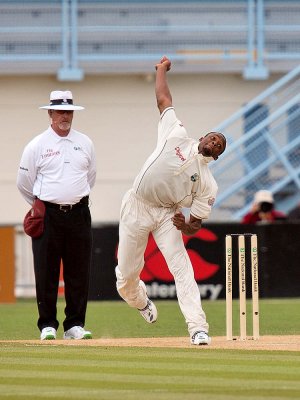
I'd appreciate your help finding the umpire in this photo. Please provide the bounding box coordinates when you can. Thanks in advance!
[17,90,97,340]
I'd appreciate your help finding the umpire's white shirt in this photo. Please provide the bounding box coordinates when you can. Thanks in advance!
[133,107,218,220]
[17,126,96,205]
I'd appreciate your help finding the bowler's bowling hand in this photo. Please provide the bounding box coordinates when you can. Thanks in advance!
[155,56,171,71]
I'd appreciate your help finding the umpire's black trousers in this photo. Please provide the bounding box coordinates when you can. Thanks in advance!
[32,199,92,332]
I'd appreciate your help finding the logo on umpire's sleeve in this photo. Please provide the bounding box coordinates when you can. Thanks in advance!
[191,173,199,182]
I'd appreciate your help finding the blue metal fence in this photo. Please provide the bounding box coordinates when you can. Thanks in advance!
[0,0,299,80]
[210,64,300,220]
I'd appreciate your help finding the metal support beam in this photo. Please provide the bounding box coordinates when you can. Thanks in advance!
[57,0,83,81]
[243,0,269,80]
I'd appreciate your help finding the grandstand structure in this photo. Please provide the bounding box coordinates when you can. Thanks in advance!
[1,0,300,79]
[1,0,300,221]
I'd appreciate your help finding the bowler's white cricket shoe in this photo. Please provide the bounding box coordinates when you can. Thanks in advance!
[190,331,211,345]
[138,281,158,323]
[40,327,56,340]
[138,299,158,323]
[63,326,92,340]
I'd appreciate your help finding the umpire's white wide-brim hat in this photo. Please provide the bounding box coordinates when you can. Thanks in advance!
[39,90,84,111]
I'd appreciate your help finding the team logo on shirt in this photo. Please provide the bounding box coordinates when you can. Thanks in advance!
[175,146,186,162]
[191,173,199,182]
[208,197,215,206]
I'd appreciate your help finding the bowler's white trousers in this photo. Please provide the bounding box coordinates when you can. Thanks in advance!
[115,189,209,337]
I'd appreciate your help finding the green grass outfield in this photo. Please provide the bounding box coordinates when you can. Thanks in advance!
[0,298,299,400]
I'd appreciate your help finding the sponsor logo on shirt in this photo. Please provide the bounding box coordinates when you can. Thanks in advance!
[41,149,60,159]
[175,146,186,162]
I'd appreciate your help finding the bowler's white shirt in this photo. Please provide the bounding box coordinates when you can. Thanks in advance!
[17,126,96,205]
[133,107,218,219]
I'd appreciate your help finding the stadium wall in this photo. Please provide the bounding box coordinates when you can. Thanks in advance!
[9,222,300,300]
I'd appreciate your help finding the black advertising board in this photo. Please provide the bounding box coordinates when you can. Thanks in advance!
[89,222,300,300]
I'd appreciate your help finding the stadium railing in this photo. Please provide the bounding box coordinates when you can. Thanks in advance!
[0,0,299,80]
[210,64,300,220]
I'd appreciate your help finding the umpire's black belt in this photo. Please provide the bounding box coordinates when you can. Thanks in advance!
[43,196,89,213]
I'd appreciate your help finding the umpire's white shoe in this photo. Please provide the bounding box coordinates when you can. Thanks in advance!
[191,331,211,345]
[40,327,56,340]
[138,281,158,323]
[63,326,92,340]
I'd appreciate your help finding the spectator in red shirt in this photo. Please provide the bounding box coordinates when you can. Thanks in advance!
[242,190,286,224]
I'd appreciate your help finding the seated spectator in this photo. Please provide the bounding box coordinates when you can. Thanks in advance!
[242,190,287,224]
[287,203,300,220]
